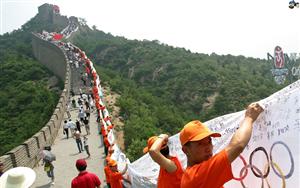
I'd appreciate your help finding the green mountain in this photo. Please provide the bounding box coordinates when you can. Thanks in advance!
[0,12,63,155]
[70,28,296,160]
[1,5,298,160]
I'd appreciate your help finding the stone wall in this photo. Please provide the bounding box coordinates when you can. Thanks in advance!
[32,33,68,80]
[0,34,71,172]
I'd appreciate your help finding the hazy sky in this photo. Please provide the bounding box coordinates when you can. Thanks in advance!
[0,0,299,59]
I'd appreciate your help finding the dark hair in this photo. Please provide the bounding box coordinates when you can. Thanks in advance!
[76,165,87,171]
[44,146,51,151]
[184,141,192,147]
[160,146,170,157]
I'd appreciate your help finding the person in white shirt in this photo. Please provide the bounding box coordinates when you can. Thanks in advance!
[63,120,69,139]
[68,119,76,135]
[83,136,90,158]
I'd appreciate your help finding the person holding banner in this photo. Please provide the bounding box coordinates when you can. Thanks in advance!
[104,157,112,188]
[144,134,184,188]
[108,159,129,188]
[180,102,263,188]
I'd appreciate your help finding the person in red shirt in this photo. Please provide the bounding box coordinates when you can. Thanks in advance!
[108,159,128,188]
[144,134,183,188]
[71,159,101,188]
[180,102,263,188]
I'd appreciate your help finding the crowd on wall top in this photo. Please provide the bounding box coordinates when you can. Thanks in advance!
[37,23,132,186]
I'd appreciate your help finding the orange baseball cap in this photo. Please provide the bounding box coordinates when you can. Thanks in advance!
[108,159,117,167]
[143,136,168,153]
[143,136,158,153]
[179,120,221,146]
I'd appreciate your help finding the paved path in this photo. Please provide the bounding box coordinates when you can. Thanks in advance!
[32,96,107,188]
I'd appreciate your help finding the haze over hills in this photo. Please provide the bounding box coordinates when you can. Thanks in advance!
[1,3,299,160]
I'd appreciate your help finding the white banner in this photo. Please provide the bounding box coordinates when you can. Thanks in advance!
[77,46,299,187]
[128,80,300,188]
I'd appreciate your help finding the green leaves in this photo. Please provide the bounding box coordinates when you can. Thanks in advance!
[71,27,291,161]
[0,59,59,155]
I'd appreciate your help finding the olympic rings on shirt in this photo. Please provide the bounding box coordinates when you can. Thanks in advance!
[233,155,248,181]
[270,141,294,179]
[249,147,270,178]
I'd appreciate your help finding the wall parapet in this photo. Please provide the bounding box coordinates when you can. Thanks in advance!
[0,33,71,171]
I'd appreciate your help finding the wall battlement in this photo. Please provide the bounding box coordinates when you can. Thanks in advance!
[0,33,71,172]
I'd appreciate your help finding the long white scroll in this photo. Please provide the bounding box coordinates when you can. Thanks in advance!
[128,80,300,188]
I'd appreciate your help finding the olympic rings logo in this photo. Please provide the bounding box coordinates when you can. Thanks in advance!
[232,141,294,188]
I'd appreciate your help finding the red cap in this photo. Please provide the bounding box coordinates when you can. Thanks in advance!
[76,159,87,168]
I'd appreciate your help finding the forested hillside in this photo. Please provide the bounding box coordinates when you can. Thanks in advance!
[0,15,63,155]
[0,12,292,160]
[71,29,289,160]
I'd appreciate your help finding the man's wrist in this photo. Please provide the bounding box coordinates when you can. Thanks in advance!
[244,116,255,123]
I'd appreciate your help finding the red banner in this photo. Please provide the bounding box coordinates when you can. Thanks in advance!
[52,33,63,40]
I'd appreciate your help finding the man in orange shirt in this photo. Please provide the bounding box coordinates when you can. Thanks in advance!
[144,134,183,188]
[103,135,110,156]
[108,159,128,188]
[180,102,263,188]
[104,157,112,188]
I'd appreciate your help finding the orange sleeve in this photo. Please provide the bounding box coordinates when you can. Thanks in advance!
[110,172,123,188]
[104,166,111,183]
[157,157,183,188]
[104,137,110,147]
[181,149,233,188]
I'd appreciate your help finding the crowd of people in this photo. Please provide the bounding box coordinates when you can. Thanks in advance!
[0,26,266,188]
[0,101,263,188]
[60,20,78,39]
[37,19,78,42]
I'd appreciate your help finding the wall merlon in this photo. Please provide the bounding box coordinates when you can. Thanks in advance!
[6,145,30,167]
[50,118,56,128]
[23,138,40,159]
[52,112,59,121]
[41,127,52,145]
[54,108,61,122]
[0,155,14,171]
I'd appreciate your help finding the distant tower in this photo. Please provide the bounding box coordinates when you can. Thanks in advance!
[37,3,68,31]
[38,3,56,22]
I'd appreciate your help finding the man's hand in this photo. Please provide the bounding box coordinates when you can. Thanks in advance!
[158,134,169,146]
[245,103,264,122]
[226,102,264,163]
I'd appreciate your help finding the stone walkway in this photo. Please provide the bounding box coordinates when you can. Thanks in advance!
[32,96,107,188]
